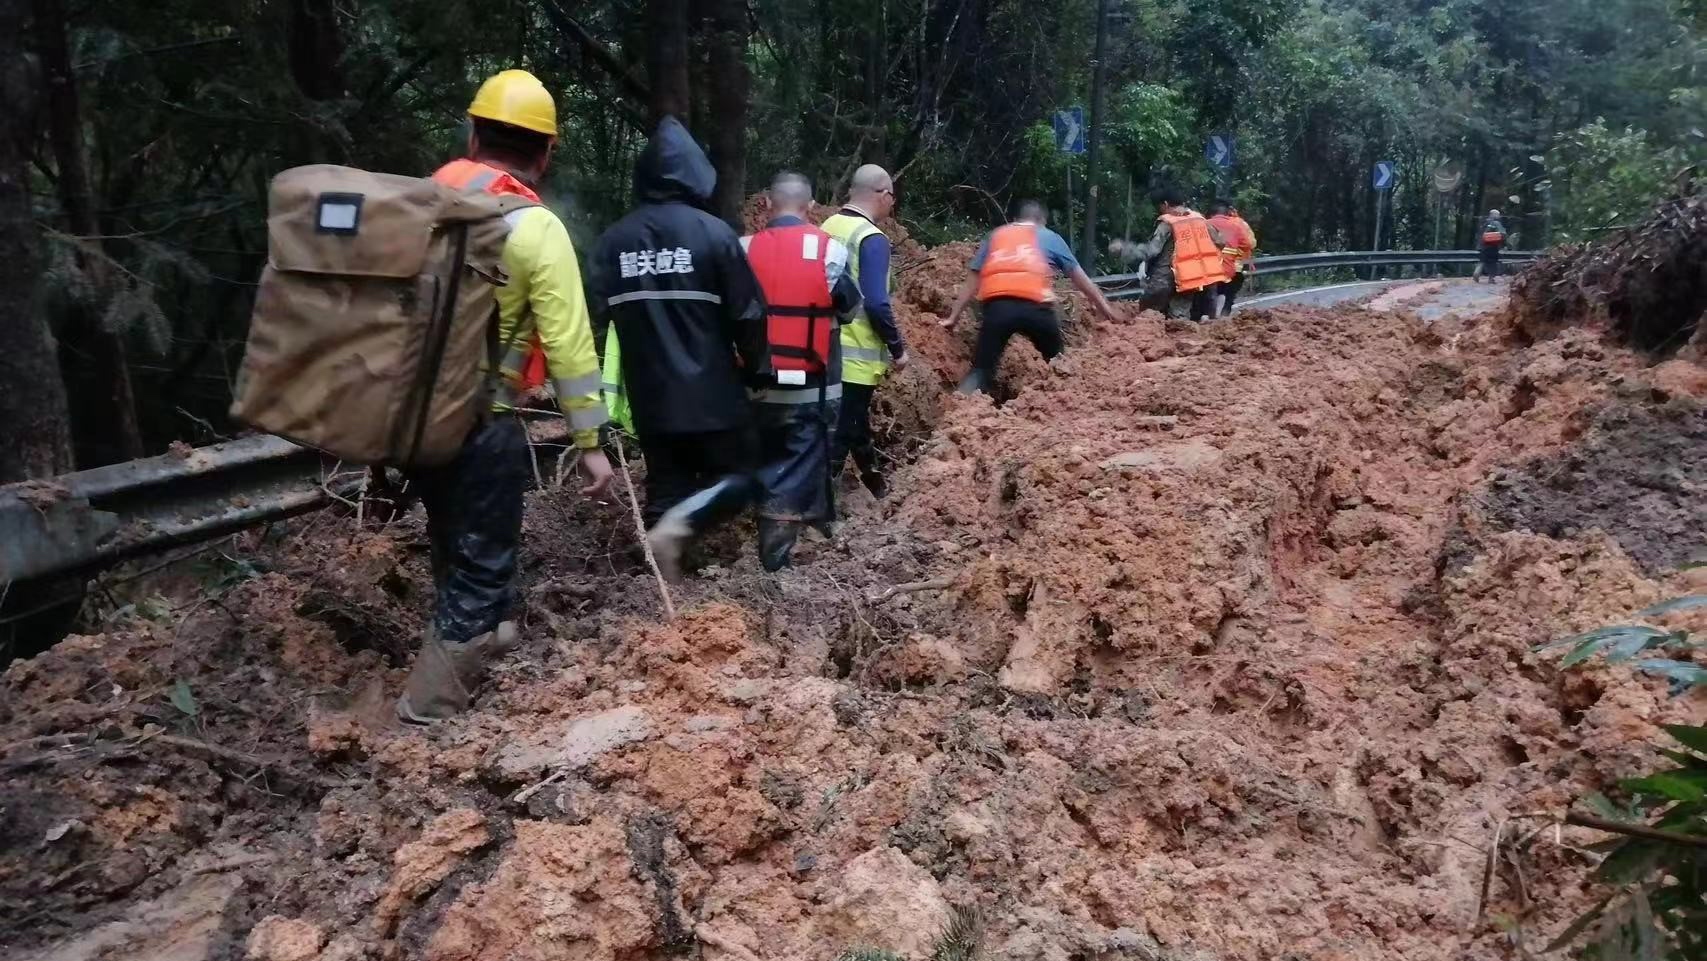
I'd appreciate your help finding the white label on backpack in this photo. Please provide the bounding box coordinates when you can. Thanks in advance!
[318,202,359,231]
[801,234,820,261]
[778,370,807,386]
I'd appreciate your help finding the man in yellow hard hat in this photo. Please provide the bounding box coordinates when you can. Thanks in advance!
[398,70,613,724]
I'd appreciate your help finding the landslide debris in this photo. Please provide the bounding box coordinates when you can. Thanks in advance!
[4,248,1707,961]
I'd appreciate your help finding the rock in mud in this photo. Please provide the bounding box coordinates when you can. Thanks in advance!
[809,846,953,959]
[13,873,242,961]
[494,705,653,778]
[245,916,326,961]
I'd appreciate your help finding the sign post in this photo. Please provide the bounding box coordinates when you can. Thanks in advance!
[1371,160,1396,279]
[1053,108,1086,249]
[1205,133,1235,198]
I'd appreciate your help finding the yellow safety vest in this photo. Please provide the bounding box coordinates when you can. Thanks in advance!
[821,211,894,387]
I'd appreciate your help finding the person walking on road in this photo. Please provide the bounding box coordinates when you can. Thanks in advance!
[399,70,614,724]
[741,172,864,569]
[821,165,909,502]
[1477,209,1507,283]
[1125,188,1230,321]
[940,199,1117,394]
[592,117,771,581]
[1207,201,1256,316]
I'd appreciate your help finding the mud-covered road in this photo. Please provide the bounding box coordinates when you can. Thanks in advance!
[4,234,1705,961]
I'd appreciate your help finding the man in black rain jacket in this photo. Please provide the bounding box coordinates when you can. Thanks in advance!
[592,117,771,579]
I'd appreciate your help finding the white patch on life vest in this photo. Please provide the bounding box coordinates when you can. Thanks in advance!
[801,233,820,261]
[777,369,807,386]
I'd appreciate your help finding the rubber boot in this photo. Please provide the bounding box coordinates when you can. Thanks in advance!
[862,470,888,500]
[759,518,801,572]
[396,621,518,724]
[956,369,990,395]
[646,476,756,583]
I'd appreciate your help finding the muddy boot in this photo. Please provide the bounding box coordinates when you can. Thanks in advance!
[759,518,801,572]
[645,513,691,583]
[395,622,517,725]
[862,471,888,500]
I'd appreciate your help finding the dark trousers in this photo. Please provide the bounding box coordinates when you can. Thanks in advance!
[1220,272,1247,314]
[831,382,885,498]
[960,297,1063,393]
[1480,245,1502,279]
[640,425,761,530]
[756,396,840,523]
[414,417,528,645]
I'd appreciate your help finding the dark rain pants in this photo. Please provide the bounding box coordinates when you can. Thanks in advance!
[414,417,528,645]
[958,297,1063,394]
[1480,244,1503,280]
[755,394,840,569]
[831,382,886,500]
[640,425,762,530]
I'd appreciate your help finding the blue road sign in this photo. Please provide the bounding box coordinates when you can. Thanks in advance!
[1205,134,1235,169]
[1373,160,1397,191]
[1053,108,1086,155]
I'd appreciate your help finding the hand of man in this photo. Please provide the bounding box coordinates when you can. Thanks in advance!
[577,448,615,498]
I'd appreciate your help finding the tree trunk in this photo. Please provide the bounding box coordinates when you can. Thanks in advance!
[288,0,347,102]
[706,0,750,228]
[647,0,691,123]
[0,0,73,483]
[34,0,145,465]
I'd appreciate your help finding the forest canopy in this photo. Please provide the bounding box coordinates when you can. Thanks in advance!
[1,0,1703,478]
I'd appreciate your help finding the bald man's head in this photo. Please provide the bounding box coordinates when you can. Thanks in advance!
[768,171,813,215]
[848,164,894,217]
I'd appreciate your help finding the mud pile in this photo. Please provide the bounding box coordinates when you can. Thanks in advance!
[1512,184,1707,354]
[4,274,1707,961]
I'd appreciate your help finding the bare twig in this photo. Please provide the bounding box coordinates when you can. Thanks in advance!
[512,768,570,806]
[1566,811,1707,849]
[613,435,676,621]
[146,732,350,793]
[869,577,955,603]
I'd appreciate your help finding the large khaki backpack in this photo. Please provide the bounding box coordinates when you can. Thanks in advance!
[231,165,532,467]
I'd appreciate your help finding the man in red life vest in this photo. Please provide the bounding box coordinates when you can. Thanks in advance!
[741,172,864,569]
[941,199,1118,394]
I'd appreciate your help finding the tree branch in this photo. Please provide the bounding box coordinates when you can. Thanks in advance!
[1566,811,1707,850]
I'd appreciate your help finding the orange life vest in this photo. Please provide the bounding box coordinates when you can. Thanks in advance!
[430,159,549,391]
[1208,213,1253,276]
[745,223,837,377]
[1162,213,1230,293]
[975,223,1053,303]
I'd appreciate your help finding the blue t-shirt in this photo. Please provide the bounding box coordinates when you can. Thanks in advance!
[968,223,1079,274]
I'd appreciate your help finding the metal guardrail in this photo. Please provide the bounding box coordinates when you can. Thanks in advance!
[1092,249,1542,299]
[1,249,1547,587]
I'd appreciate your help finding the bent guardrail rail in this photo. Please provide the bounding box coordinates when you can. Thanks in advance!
[1091,248,1542,299]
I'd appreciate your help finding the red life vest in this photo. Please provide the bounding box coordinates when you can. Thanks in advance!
[745,223,837,376]
[430,159,549,391]
[976,223,1053,303]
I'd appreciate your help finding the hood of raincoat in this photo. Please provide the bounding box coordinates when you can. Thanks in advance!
[634,116,716,205]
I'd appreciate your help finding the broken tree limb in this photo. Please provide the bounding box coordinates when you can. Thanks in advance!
[1566,811,1707,850]
[613,435,676,621]
[869,577,955,603]
[147,733,351,793]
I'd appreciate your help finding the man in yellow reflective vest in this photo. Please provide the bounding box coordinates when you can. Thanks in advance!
[821,165,909,502]
[399,69,613,724]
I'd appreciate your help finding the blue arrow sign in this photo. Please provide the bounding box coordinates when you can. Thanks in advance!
[1052,108,1086,155]
[1373,160,1396,191]
[1205,134,1235,169]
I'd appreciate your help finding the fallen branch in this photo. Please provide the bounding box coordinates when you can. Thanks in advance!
[1566,811,1707,850]
[869,577,955,603]
[512,768,570,806]
[147,733,350,793]
[614,435,676,621]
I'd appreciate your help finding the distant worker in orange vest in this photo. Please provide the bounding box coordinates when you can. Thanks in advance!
[1207,200,1257,316]
[741,171,864,569]
[1122,187,1230,321]
[941,199,1118,394]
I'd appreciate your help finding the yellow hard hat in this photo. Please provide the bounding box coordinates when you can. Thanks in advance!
[468,69,557,137]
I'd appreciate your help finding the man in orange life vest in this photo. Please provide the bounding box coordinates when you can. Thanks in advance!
[941,199,1118,394]
[1207,200,1257,316]
[1128,187,1230,321]
[741,172,864,570]
[399,69,613,723]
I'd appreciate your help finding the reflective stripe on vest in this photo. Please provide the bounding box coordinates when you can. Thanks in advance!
[746,224,837,375]
[751,382,845,405]
[1161,213,1229,293]
[976,223,1052,303]
[821,211,892,387]
[430,158,550,395]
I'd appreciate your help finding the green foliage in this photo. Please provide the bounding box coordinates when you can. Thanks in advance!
[1541,597,1707,958]
[1547,121,1707,241]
